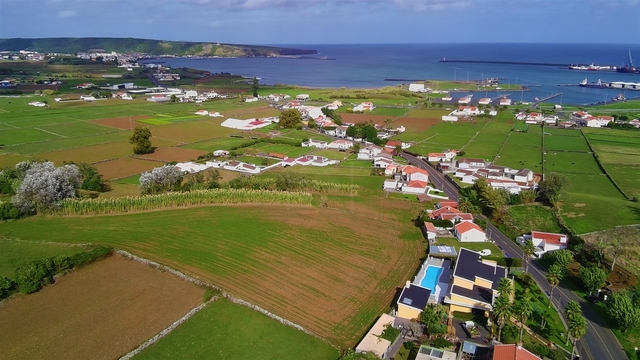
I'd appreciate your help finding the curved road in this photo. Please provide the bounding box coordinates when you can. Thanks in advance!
[401,152,627,360]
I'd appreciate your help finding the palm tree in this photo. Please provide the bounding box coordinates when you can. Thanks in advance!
[564,301,583,345]
[568,312,587,359]
[546,264,563,308]
[515,291,533,343]
[493,294,512,342]
[498,278,513,299]
[523,239,535,272]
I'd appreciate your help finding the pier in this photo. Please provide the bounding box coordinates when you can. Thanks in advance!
[532,92,562,106]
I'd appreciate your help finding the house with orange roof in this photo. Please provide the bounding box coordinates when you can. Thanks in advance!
[423,222,437,241]
[492,344,540,360]
[436,200,458,209]
[454,222,486,242]
[478,98,492,105]
[401,165,429,183]
[440,212,474,223]
[402,180,429,195]
[525,231,568,255]
[586,115,613,128]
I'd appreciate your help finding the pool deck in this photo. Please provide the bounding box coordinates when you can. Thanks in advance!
[412,256,452,304]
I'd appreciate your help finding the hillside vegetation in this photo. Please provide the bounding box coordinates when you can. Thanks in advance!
[0,37,317,57]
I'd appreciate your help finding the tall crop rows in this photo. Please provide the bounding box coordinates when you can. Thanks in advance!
[56,189,312,216]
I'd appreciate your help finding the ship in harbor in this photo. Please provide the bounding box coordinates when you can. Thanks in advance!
[569,63,614,71]
[617,49,640,74]
[580,78,640,90]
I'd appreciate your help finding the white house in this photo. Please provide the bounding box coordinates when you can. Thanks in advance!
[28,101,47,107]
[513,168,533,183]
[401,165,429,183]
[457,158,486,169]
[195,109,209,116]
[176,162,209,173]
[423,222,437,241]
[586,116,613,128]
[296,94,310,101]
[530,231,568,254]
[402,180,429,195]
[452,106,480,116]
[80,95,96,101]
[358,145,384,160]
[383,178,399,191]
[244,97,259,103]
[209,112,224,117]
[442,115,458,122]
[301,139,329,149]
[327,139,354,150]
[454,222,486,242]
[478,98,492,105]
[526,112,543,123]
[499,98,512,106]
[354,313,397,359]
[458,95,473,104]
[353,102,375,112]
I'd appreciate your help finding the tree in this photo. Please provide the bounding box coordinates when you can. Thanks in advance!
[383,118,393,130]
[579,266,608,293]
[498,278,513,298]
[546,264,563,308]
[493,292,512,342]
[522,239,535,272]
[544,249,573,270]
[77,163,109,192]
[351,142,361,154]
[129,127,153,155]
[139,165,184,195]
[251,77,259,97]
[565,302,587,359]
[607,291,640,332]
[278,109,302,129]
[514,291,533,342]
[607,227,633,271]
[420,303,447,336]
[170,94,177,103]
[339,349,380,360]
[538,172,568,206]
[394,144,403,156]
[518,190,537,204]
[11,161,81,214]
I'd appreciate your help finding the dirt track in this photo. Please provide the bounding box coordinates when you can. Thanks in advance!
[0,254,204,360]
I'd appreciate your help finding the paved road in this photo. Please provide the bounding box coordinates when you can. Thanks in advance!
[401,153,628,360]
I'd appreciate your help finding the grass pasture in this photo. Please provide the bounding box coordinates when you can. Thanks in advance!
[543,152,602,174]
[37,122,116,138]
[495,127,542,170]
[0,203,425,346]
[543,133,590,152]
[183,136,253,152]
[0,239,90,280]
[36,141,134,165]
[0,128,63,146]
[398,120,488,155]
[147,121,237,144]
[137,147,208,162]
[462,116,513,160]
[136,297,339,360]
[5,131,130,155]
[0,255,204,360]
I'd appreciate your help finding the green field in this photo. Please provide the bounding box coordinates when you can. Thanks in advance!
[0,239,91,280]
[184,136,253,152]
[584,129,640,196]
[500,205,563,239]
[495,127,542,170]
[543,134,591,152]
[462,115,514,160]
[399,119,489,155]
[136,298,339,360]
[0,201,424,346]
[370,107,409,116]
[544,152,602,174]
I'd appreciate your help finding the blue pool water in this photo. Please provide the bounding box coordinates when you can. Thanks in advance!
[420,266,443,290]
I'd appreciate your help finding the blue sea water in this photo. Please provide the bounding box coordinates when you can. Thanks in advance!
[146,43,640,105]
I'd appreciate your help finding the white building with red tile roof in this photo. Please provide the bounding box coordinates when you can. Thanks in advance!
[402,180,429,194]
[454,222,486,242]
[423,222,437,241]
[353,102,375,112]
[530,231,568,254]
[492,344,540,360]
[327,139,354,150]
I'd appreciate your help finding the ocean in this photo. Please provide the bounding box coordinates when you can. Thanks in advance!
[143,43,640,106]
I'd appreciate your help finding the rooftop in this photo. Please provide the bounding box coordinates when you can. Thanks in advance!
[398,283,431,311]
[492,344,540,360]
[453,248,507,289]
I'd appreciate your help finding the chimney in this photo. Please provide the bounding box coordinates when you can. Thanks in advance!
[406,281,411,288]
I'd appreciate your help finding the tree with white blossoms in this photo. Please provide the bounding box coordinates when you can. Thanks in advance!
[12,161,81,214]
[139,165,184,195]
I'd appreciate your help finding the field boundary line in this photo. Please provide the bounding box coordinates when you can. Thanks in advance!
[34,127,68,138]
[119,296,218,360]
[492,129,512,164]
[580,129,631,200]
[115,250,328,343]
[0,237,91,247]
[459,117,493,151]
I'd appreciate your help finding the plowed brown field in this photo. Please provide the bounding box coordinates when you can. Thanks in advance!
[91,116,150,129]
[0,255,203,360]
[95,157,162,179]
[340,113,399,124]
[393,117,439,132]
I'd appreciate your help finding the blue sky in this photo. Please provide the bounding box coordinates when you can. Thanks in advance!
[1,0,639,44]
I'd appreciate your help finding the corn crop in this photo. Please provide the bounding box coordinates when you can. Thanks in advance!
[56,189,313,216]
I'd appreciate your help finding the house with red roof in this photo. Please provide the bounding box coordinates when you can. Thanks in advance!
[401,165,429,183]
[402,180,429,195]
[492,344,540,360]
[586,115,613,128]
[457,158,487,169]
[454,222,486,242]
[436,200,458,209]
[529,231,568,255]
[423,222,437,241]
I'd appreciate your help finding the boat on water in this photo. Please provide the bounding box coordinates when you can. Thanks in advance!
[579,78,606,88]
[569,63,615,71]
[617,49,640,74]
[612,93,626,102]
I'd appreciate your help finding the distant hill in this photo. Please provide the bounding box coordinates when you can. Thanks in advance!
[0,37,317,57]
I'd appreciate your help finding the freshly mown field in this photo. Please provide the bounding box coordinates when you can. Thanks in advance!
[0,202,425,347]
[397,119,489,155]
[94,157,163,179]
[0,255,204,360]
[495,126,542,170]
[462,114,514,160]
[136,297,339,360]
[585,128,640,196]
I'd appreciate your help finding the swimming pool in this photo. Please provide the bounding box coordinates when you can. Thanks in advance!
[420,265,443,290]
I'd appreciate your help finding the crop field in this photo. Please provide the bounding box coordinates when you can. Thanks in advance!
[495,127,542,170]
[5,131,131,155]
[405,109,449,119]
[36,141,135,165]
[462,116,513,160]
[584,129,640,195]
[94,157,163,179]
[397,119,488,155]
[0,239,91,279]
[392,117,439,132]
[136,297,339,360]
[0,203,425,346]
[340,113,398,125]
[370,107,409,116]
[137,147,208,162]
[146,121,237,144]
[183,136,253,152]
[543,133,591,152]
[0,128,63,145]
[241,143,310,158]
[0,255,204,360]
[543,128,582,137]
[91,115,151,129]
[543,152,602,174]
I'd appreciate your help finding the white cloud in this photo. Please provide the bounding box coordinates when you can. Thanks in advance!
[57,10,77,18]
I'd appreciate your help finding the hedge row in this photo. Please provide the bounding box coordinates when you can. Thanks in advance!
[0,246,112,300]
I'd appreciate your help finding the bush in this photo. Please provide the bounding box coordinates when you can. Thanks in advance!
[53,255,72,272]
[70,246,112,268]
[0,202,20,220]
[501,323,519,344]
[430,337,452,349]
[0,276,14,299]
[14,258,55,294]
[547,348,567,360]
